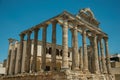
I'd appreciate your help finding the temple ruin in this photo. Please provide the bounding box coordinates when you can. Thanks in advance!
[3,8,115,80]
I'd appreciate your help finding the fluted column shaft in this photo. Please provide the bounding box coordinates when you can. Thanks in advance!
[7,50,12,75]
[99,38,107,73]
[104,37,111,74]
[97,39,102,73]
[41,25,47,70]
[79,47,83,71]
[51,21,57,71]
[62,20,69,69]
[32,28,39,72]
[12,48,17,74]
[72,27,79,70]
[93,34,100,74]
[25,31,32,73]
[82,28,89,73]
[9,46,14,75]
[71,29,75,70]
[88,37,94,73]
[12,50,15,75]
[18,34,25,73]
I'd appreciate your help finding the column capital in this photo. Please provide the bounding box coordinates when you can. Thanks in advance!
[81,27,86,31]
[34,28,40,32]
[42,24,48,28]
[70,26,78,33]
[69,28,73,32]
[19,33,25,37]
[52,20,58,24]
[91,31,97,37]
[27,31,32,35]
[103,37,108,41]
[74,26,78,30]
[62,14,69,20]
[88,36,94,40]
[97,35,103,41]
[81,28,87,37]
[8,38,16,44]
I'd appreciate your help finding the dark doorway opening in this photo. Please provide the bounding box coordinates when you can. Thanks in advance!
[45,66,50,71]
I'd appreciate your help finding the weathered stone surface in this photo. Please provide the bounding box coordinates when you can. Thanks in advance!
[1,71,115,80]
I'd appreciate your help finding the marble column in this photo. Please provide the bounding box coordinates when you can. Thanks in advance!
[32,28,39,72]
[82,28,89,73]
[71,29,75,70]
[9,46,14,75]
[103,37,111,74]
[41,25,48,70]
[72,26,79,70]
[79,47,83,71]
[51,21,57,71]
[12,48,17,74]
[99,37,107,74]
[88,37,94,73]
[97,39,102,73]
[18,33,25,73]
[25,31,32,73]
[7,50,12,75]
[87,46,92,73]
[11,48,16,75]
[93,33,100,74]
[62,19,69,70]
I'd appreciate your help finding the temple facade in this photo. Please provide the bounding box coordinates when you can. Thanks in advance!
[3,8,115,80]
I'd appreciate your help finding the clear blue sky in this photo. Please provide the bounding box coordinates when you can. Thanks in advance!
[0,0,120,62]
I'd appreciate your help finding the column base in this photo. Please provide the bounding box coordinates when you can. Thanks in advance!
[60,68,71,75]
[61,67,69,71]
[102,71,107,74]
[83,69,90,74]
[94,70,100,74]
[72,67,80,71]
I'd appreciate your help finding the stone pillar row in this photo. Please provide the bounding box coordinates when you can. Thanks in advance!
[98,36,107,74]
[6,19,111,75]
[89,35,111,74]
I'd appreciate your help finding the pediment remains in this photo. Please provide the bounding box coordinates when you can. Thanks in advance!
[76,8,100,28]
